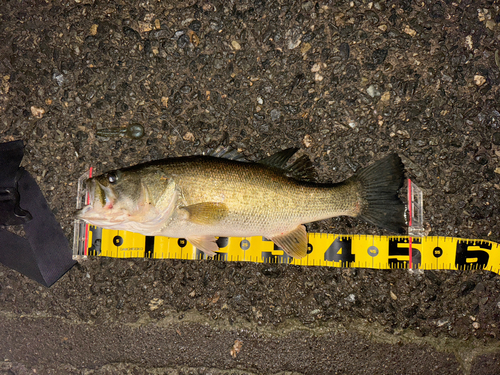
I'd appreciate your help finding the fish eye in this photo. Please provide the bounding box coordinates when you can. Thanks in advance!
[107,172,118,184]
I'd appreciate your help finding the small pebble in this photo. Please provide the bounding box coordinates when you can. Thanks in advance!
[465,35,473,50]
[177,33,190,48]
[437,319,449,327]
[30,106,45,118]
[230,340,243,358]
[365,10,379,25]
[403,25,417,37]
[390,291,397,300]
[138,21,152,33]
[475,153,488,165]
[231,40,241,50]
[367,84,381,97]
[474,74,486,86]
[253,112,265,120]
[339,42,350,60]
[270,109,281,121]
[371,48,388,65]
[301,42,311,54]
[486,20,495,30]
[492,132,500,145]
[473,322,480,329]
[380,91,391,102]
[148,298,164,311]
[286,29,302,49]
[189,20,201,32]
[189,31,199,47]
[180,85,192,94]
[53,72,64,86]
[477,9,486,22]
[303,134,312,147]
[373,1,385,11]
[441,74,453,82]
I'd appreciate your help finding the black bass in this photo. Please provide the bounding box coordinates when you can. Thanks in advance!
[77,148,406,258]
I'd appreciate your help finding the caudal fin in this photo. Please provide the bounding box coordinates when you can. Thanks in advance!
[350,154,406,234]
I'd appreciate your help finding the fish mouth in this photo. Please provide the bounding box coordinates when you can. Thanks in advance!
[76,179,97,220]
[76,204,93,220]
[76,179,106,220]
[76,178,128,228]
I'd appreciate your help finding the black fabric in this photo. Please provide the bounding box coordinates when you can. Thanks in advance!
[0,140,76,287]
[0,140,32,225]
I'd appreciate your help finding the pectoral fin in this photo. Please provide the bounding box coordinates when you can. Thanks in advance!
[180,202,228,225]
[188,235,219,256]
[268,225,308,259]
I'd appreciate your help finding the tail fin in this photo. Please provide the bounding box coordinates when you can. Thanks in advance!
[350,154,406,234]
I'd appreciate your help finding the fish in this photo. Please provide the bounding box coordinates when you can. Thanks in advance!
[77,147,406,258]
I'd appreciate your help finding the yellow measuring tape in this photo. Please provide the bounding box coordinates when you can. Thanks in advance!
[79,226,500,275]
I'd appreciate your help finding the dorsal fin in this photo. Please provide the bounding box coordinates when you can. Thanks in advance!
[258,148,299,169]
[285,154,317,182]
[259,148,317,182]
[204,146,248,162]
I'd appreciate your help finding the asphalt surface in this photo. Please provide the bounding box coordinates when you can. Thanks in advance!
[1,0,500,374]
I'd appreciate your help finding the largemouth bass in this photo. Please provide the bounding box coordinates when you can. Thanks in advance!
[78,148,406,258]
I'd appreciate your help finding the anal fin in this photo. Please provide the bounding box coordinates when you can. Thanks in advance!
[188,235,219,257]
[268,225,308,259]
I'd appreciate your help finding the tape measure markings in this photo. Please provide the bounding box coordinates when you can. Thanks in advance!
[79,226,500,275]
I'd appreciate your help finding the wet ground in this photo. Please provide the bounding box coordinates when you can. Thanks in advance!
[1,0,500,374]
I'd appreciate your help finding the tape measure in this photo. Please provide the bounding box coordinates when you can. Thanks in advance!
[72,226,500,275]
[73,171,500,275]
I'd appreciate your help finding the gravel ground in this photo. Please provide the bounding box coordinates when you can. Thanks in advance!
[1,0,500,374]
